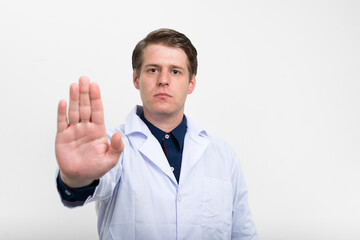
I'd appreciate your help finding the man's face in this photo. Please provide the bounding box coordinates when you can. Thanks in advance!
[133,44,196,120]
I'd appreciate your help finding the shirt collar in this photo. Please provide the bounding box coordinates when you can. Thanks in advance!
[140,112,187,151]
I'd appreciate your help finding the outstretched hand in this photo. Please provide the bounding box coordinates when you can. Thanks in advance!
[55,76,124,188]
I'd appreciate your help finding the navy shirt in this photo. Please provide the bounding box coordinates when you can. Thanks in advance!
[57,114,187,204]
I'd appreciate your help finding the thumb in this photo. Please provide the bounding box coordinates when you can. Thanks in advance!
[107,132,124,161]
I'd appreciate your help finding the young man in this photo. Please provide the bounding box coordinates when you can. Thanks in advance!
[56,28,259,240]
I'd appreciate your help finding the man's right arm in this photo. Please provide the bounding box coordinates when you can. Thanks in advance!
[55,76,124,198]
[56,172,98,207]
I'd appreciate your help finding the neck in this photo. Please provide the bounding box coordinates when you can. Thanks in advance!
[143,109,184,133]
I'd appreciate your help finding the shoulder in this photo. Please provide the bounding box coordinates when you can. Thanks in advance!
[207,134,231,148]
[106,124,126,141]
[207,134,238,160]
[186,116,237,156]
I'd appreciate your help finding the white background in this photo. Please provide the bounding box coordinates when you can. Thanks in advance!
[0,0,359,239]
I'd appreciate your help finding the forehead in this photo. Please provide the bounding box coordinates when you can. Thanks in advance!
[142,44,188,69]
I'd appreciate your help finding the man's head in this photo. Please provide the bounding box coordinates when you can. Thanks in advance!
[132,28,198,80]
[132,29,197,123]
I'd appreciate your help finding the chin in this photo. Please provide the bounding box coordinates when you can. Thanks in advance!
[153,108,174,116]
[144,100,183,117]
[149,105,178,116]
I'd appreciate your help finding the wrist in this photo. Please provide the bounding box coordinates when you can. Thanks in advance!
[59,172,96,188]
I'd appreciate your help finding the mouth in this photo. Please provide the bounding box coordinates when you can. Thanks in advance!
[154,93,171,98]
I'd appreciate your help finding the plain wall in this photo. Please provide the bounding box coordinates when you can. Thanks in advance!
[0,0,359,239]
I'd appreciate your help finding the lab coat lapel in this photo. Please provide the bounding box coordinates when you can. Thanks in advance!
[125,106,178,184]
[138,136,178,184]
[180,118,210,184]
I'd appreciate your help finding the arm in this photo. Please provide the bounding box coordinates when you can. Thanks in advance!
[231,155,259,240]
[56,172,99,207]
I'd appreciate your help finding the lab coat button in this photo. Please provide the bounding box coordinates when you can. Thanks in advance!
[178,195,182,202]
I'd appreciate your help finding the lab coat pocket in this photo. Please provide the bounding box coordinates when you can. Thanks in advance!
[201,176,233,233]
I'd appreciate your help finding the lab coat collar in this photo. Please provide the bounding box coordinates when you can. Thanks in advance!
[123,105,150,136]
[124,106,177,183]
[124,105,210,185]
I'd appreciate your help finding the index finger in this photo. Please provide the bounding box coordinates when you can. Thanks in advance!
[89,82,104,124]
[57,100,68,132]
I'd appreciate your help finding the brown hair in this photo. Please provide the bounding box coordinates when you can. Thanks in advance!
[132,28,198,80]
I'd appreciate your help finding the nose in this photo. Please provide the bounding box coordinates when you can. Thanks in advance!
[157,71,170,86]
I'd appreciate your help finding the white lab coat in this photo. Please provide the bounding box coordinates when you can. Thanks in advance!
[85,106,259,240]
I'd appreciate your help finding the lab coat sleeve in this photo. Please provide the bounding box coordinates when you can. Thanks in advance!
[230,149,260,240]
[83,127,125,204]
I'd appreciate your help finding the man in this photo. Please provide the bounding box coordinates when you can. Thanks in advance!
[56,28,259,240]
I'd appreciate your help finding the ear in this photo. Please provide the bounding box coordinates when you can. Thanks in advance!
[187,74,196,94]
[133,70,140,90]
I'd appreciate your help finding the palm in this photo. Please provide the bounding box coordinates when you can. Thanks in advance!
[56,123,109,178]
[55,76,123,187]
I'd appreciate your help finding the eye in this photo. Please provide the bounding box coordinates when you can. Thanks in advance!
[150,68,157,73]
[172,70,179,75]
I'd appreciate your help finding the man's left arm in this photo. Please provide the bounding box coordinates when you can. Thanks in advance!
[230,153,260,240]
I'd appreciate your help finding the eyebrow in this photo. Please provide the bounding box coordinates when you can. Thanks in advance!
[144,64,160,69]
